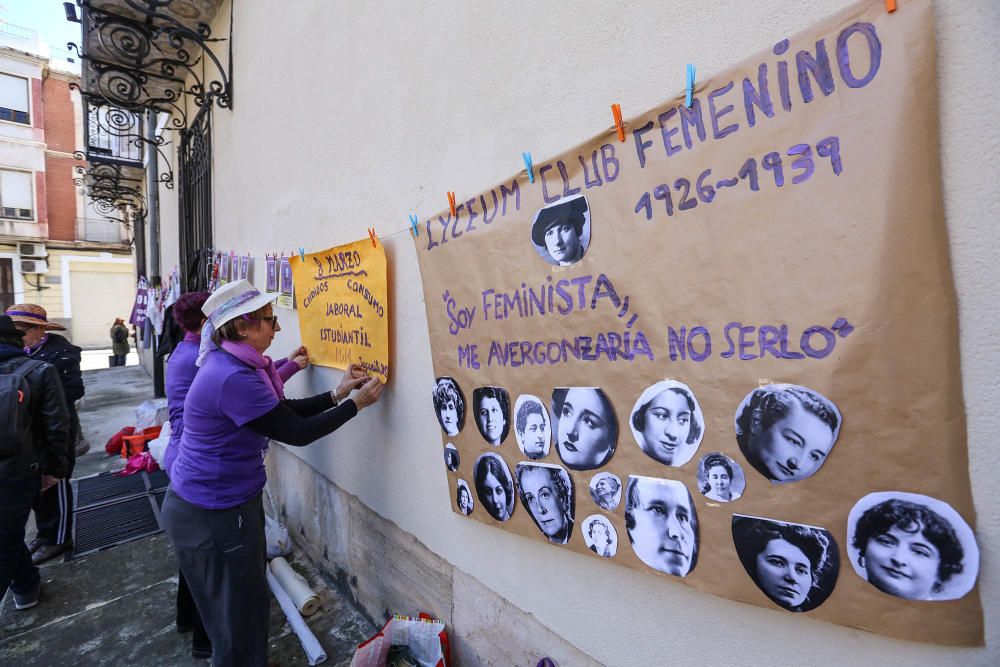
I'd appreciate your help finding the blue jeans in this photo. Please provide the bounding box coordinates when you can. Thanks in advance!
[0,475,42,598]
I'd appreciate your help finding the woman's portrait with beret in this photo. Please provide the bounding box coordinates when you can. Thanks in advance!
[631,380,705,468]
[530,194,591,266]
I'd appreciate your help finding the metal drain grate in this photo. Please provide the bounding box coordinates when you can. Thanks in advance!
[74,472,148,509]
[70,495,162,559]
[153,489,166,509]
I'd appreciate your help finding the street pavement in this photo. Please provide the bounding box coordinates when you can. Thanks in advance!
[0,364,375,666]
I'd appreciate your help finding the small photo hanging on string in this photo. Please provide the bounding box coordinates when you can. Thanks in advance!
[219,251,231,285]
[239,253,251,281]
[265,254,278,293]
[277,255,295,309]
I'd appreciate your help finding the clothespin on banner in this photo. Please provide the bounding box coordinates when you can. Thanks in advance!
[611,104,625,142]
[885,0,896,12]
[685,64,696,108]
[298,247,305,261]
[521,152,534,183]
[408,213,419,237]
[368,227,378,247]
[447,191,457,217]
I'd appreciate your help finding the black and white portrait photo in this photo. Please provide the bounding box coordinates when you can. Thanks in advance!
[589,472,622,511]
[472,386,511,446]
[456,479,473,516]
[514,394,551,460]
[630,380,705,468]
[515,462,574,544]
[847,491,979,602]
[551,387,618,471]
[582,515,618,558]
[625,476,698,578]
[732,515,839,613]
[473,453,515,522]
[734,384,842,484]
[432,377,465,437]
[443,444,460,472]
[530,194,591,267]
[696,452,746,503]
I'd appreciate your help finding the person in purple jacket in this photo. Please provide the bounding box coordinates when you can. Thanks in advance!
[161,280,383,667]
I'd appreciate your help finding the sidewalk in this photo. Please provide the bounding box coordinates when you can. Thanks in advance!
[1,365,375,665]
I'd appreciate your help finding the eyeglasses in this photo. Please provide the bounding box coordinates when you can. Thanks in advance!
[247,315,279,327]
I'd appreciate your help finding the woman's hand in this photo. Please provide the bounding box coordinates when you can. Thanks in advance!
[352,376,384,410]
[288,345,309,369]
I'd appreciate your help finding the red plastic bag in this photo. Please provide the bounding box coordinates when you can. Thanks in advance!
[351,613,449,667]
[104,426,136,455]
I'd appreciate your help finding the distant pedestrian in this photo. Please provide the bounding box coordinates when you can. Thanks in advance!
[6,304,84,565]
[110,318,130,366]
[0,315,71,610]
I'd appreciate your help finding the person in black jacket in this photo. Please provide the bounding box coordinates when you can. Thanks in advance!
[0,315,70,610]
[5,304,84,564]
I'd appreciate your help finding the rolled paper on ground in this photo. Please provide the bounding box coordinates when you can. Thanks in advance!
[270,556,322,616]
[266,569,327,666]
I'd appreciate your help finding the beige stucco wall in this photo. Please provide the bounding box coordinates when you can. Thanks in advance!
[159,0,999,663]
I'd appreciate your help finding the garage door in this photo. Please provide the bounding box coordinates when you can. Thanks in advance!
[69,265,136,348]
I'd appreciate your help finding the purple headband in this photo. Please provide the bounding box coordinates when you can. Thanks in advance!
[206,289,263,327]
[6,310,48,322]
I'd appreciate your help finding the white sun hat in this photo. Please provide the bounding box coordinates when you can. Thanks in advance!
[197,279,275,365]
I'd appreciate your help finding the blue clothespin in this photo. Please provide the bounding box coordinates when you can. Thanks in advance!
[521,152,534,183]
[298,247,305,261]
[685,63,696,108]
[408,213,419,237]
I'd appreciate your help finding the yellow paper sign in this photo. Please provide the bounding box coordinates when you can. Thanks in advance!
[290,240,389,382]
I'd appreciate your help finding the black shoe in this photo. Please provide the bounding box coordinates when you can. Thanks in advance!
[13,580,41,610]
[32,542,71,565]
[191,644,212,660]
[27,538,44,555]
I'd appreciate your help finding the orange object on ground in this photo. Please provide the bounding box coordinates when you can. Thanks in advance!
[120,425,162,459]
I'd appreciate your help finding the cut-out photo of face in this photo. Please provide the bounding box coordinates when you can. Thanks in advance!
[631,380,705,468]
[551,387,618,471]
[456,479,473,516]
[696,452,746,503]
[514,394,551,460]
[530,194,591,267]
[732,515,839,613]
[443,444,460,472]
[239,255,250,281]
[515,462,574,544]
[432,377,465,437]
[474,453,515,522]
[219,252,231,282]
[734,384,842,484]
[472,387,510,446]
[583,515,618,558]
[847,491,979,602]
[589,472,622,511]
[625,476,698,578]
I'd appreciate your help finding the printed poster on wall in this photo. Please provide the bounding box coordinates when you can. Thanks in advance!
[411,0,982,646]
[290,239,390,383]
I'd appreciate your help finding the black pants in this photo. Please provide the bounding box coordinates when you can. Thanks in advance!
[161,489,269,667]
[0,475,42,599]
[113,354,127,366]
[34,428,75,546]
[176,568,211,651]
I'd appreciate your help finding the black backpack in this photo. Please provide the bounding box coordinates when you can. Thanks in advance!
[0,359,44,459]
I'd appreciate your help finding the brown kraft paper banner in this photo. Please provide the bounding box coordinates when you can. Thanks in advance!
[412,0,982,645]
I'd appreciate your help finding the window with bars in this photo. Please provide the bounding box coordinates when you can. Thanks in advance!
[0,73,30,125]
[0,169,34,220]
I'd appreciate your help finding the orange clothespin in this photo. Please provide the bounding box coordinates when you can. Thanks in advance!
[447,191,457,217]
[886,0,896,12]
[368,227,378,247]
[611,104,625,142]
